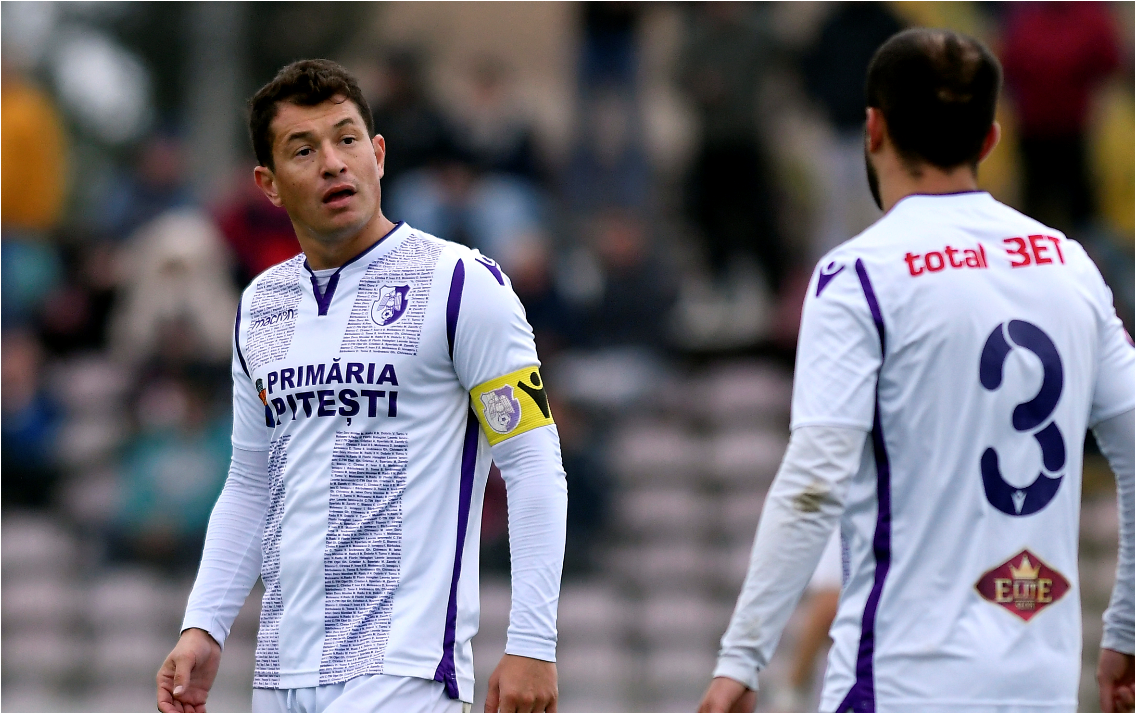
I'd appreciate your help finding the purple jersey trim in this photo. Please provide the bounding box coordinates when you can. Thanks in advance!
[433,409,479,699]
[234,301,250,378]
[302,221,405,316]
[446,259,465,360]
[837,259,891,713]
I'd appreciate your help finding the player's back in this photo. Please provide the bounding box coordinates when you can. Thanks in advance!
[798,192,1131,712]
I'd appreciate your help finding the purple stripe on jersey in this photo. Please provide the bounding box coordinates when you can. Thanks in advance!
[446,259,465,359]
[309,272,341,317]
[433,409,479,699]
[838,260,892,713]
[234,302,250,377]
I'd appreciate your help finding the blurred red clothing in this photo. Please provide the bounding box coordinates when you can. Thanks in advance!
[1001,2,1121,139]
[215,184,301,280]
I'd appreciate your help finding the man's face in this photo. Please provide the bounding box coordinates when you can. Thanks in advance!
[256,97,385,243]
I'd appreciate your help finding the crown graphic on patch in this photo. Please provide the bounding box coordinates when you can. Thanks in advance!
[1009,555,1041,581]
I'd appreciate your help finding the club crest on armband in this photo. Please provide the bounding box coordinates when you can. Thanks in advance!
[370,285,411,327]
[480,384,521,434]
[974,549,1069,622]
[255,378,268,406]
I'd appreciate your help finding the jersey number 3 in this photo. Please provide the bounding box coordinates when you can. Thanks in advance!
[978,320,1066,516]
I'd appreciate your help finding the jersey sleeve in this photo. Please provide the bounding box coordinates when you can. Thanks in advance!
[232,295,271,452]
[790,258,882,431]
[1090,275,1135,427]
[449,251,553,445]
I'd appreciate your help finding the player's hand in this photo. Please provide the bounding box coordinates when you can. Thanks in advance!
[156,628,222,713]
[697,676,757,713]
[484,653,557,713]
[1099,648,1135,713]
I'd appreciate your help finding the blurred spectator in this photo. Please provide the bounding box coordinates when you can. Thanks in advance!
[216,171,301,285]
[578,209,676,350]
[2,331,62,508]
[801,2,902,256]
[111,373,230,571]
[448,56,543,183]
[388,165,547,268]
[99,132,195,241]
[579,2,642,94]
[678,2,785,292]
[368,48,453,186]
[1001,2,1122,231]
[2,60,69,327]
[508,237,581,355]
[555,398,609,574]
[108,208,239,366]
[562,87,652,213]
[1,60,68,234]
[37,241,119,355]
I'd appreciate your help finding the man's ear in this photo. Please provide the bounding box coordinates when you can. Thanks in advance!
[978,122,1001,164]
[865,107,886,153]
[254,165,284,208]
[372,134,386,180]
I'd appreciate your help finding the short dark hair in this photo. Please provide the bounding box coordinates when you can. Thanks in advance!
[248,59,374,169]
[866,28,1001,170]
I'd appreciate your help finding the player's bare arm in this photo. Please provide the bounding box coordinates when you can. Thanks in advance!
[156,628,221,713]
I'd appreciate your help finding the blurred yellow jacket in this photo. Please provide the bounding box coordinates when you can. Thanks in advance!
[1,78,68,233]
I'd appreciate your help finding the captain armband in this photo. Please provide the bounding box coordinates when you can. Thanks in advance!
[470,366,554,445]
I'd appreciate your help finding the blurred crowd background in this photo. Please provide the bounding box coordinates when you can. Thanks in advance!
[2,3,1135,712]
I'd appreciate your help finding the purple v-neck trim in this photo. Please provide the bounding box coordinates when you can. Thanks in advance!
[301,221,405,316]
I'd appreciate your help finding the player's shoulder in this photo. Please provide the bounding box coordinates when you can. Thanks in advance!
[240,252,307,302]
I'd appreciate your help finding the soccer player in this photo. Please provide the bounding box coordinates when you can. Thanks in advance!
[156,60,567,713]
[697,28,1135,713]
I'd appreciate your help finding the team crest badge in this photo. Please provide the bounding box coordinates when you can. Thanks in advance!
[975,549,1069,622]
[255,378,268,406]
[480,384,521,434]
[370,285,411,327]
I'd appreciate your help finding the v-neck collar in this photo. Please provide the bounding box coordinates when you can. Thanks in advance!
[302,221,407,316]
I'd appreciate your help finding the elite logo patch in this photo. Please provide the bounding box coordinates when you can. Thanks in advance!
[370,284,411,327]
[480,385,522,434]
[470,367,554,445]
[975,549,1069,622]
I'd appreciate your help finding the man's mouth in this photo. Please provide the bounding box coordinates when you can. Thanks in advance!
[322,185,357,206]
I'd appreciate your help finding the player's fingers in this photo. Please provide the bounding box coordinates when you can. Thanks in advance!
[484,676,501,713]
[171,651,194,697]
[1101,681,1116,713]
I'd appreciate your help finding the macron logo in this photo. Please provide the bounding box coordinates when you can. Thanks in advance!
[816,262,844,296]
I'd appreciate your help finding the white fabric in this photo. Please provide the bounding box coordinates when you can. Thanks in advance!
[808,528,844,592]
[311,267,336,291]
[491,425,568,661]
[250,673,469,713]
[181,222,564,701]
[720,192,1135,712]
[714,425,866,690]
[1099,408,1135,655]
[183,447,269,648]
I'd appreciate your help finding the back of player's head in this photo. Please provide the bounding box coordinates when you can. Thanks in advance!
[866,28,1001,170]
[249,59,374,169]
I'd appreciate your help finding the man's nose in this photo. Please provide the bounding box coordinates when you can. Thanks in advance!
[321,144,348,176]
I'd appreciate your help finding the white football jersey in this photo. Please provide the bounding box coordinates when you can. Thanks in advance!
[230,222,552,701]
[793,192,1135,712]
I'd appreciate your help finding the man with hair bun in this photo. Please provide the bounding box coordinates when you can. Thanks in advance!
[698,28,1135,713]
[156,59,566,713]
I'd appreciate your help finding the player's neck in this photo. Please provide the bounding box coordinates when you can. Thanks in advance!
[879,160,980,213]
[298,210,397,271]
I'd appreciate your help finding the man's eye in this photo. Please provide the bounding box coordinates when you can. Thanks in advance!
[297,148,312,157]
[342,136,356,145]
